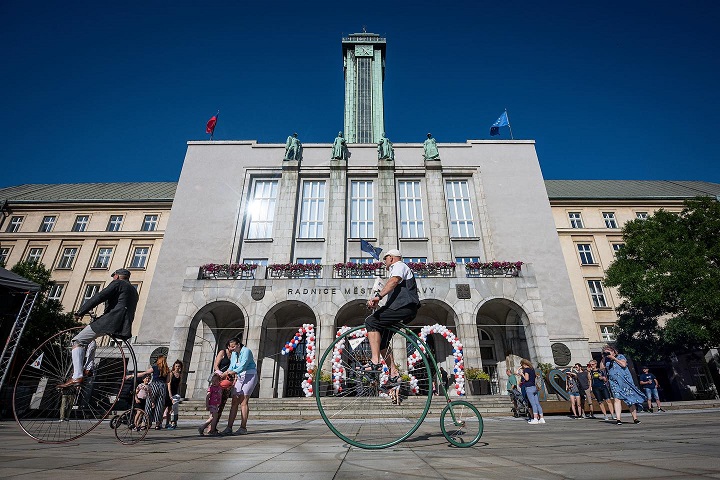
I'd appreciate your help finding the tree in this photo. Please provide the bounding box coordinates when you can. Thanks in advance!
[604,196,720,360]
[7,261,80,377]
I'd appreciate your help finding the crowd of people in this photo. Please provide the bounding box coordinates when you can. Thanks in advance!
[507,344,665,426]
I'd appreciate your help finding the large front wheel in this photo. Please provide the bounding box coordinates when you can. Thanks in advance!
[13,327,126,443]
[315,325,433,449]
[440,400,483,447]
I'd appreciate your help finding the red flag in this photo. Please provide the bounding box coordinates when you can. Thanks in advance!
[206,115,217,135]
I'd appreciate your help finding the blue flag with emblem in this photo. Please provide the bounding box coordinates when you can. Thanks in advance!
[360,239,382,260]
[490,111,509,136]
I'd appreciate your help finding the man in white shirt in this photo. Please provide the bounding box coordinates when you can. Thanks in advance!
[366,249,421,381]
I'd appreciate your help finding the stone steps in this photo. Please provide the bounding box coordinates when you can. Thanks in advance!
[177,395,517,420]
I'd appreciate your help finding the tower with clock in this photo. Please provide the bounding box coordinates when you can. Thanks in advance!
[342,32,386,144]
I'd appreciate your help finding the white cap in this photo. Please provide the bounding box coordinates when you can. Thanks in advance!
[383,249,402,259]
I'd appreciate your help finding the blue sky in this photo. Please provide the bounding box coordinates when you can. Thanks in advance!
[2,1,719,188]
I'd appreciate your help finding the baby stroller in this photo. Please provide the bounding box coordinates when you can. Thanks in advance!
[509,387,530,418]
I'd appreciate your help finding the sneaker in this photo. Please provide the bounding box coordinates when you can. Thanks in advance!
[235,427,248,435]
[538,418,546,424]
[658,408,665,412]
[611,415,617,420]
[584,413,592,418]
[616,420,623,425]
[633,419,641,424]
[604,415,610,421]
[589,414,597,419]
[220,427,234,436]
[528,419,539,424]
[198,425,206,436]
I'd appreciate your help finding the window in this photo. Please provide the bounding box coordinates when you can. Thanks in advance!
[93,247,113,269]
[72,215,89,232]
[107,215,124,232]
[130,247,150,269]
[296,258,321,265]
[455,257,481,264]
[142,214,159,232]
[612,243,624,254]
[587,280,608,308]
[82,284,101,303]
[600,325,616,342]
[57,247,78,269]
[39,216,56,232]
[299,180,326,238]
[6,216,23,233]
[0,247,10,266]
[48,283,65,301]
[603,212,618,228]
[26,248,43,263]
[446,180,476,237]
[404,257,427,263]
[568,212,584,228]
[350,180,374,238]
[398,181,425,238]
[247,180,278,239]
[243,258,268,267]
[349,257,376,264]
[577,244,595,265]
[636,212,648,220]
[131,283,141,292]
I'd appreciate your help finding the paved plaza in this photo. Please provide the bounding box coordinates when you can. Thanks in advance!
[1,408,719,479]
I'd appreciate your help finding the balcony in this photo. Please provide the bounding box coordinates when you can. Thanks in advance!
[267,263,322,279]
[199,263,258,280]
[465,261,523,278]
[333,262,386,279]
[406,262,456,278]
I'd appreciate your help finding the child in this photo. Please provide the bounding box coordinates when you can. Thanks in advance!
[134,375,151,430]
[198,373,223,436]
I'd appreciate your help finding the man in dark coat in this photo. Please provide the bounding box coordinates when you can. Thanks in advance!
[57,268,138,388]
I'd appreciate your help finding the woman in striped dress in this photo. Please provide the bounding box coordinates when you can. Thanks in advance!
[128,355,170,430]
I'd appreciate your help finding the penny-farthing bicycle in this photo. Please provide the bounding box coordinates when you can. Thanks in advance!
[13,319,148,445]
[315,324,483,449]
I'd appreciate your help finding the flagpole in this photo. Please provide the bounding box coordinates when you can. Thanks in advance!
[505,108,514,140]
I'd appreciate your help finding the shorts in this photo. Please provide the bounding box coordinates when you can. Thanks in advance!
[592,385,611,402]
[208,405,219,414]
[582,387,594,403]
[569,392,580,397]
[232,370,258,397]
[644,387,659,401]
[365,304,418,349]
[134,399,146,409]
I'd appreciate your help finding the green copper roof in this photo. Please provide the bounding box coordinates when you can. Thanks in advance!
[0,182,177,203]
[544,180,720,200]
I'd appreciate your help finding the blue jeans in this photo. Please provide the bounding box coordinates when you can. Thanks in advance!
[525,385,543,416]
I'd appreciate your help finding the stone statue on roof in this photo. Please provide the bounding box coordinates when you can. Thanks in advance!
[331,132,348,160]
[423,133,439,160]
[284,133,302,161]
[377,132,394,161]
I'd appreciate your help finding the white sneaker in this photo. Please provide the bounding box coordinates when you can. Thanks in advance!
[538,418,546,424]
[604,415,610,421]
[528,419,539,424]
[235,427,248,435]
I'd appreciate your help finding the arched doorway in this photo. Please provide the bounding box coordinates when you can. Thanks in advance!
[184,301,246,399]
[412,300,459,382]
[476,298,532,394]
[258,301,316,398]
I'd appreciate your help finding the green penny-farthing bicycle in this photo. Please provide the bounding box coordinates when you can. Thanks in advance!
[315,324,483,449]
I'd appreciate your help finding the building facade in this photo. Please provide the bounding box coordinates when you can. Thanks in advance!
[0,182,175,334]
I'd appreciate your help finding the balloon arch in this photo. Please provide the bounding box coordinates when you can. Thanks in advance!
[279,323,465,397]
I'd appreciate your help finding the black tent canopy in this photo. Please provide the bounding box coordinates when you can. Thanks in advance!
[0,267,40,292]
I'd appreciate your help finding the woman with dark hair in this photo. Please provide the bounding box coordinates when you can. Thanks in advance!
[221,339,257,435]
[165,360,183,429]
[601,344,645,425]
[213,338,238,420]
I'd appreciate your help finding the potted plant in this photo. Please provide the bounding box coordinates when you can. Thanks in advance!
[318,371,332,397]
[465,367,491,395]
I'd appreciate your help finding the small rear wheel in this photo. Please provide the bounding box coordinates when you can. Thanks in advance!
[13,327,126,443]
[440,400,483,447]
[114,408,149,445]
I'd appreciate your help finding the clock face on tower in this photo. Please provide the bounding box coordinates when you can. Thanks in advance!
[354,45,373,57]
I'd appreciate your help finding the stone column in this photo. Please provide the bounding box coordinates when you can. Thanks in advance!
[424,161,452,261]
[326,160,347,265]
[376,161,398,251]
[271,161,300,262]
[455,312,482,370]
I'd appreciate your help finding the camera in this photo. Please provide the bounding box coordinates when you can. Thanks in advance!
[602,351,611,357]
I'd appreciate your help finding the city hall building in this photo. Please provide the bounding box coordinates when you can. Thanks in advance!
[139,33,586,399]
